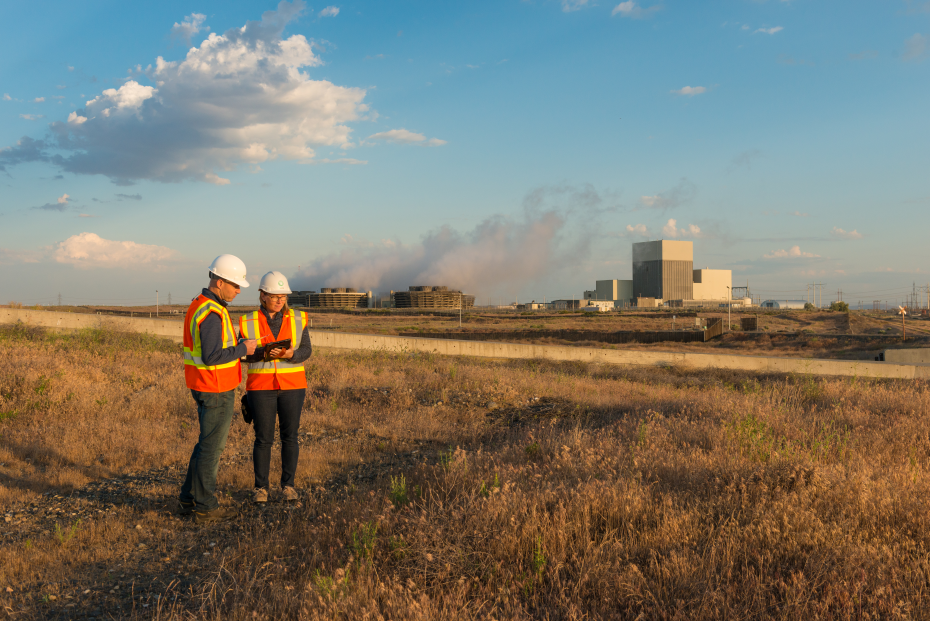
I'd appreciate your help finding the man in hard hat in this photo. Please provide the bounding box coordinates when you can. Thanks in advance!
[179,254,257,524]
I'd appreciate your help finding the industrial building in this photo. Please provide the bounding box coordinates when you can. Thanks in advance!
[632,240,695,301]
[287,288,371,308]
[579,239,737,309]
[393,286,475,309]
[760,300,807,310]
[584,280,634,308]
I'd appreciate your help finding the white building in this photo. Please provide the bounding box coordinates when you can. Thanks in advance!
[692,268,732,301]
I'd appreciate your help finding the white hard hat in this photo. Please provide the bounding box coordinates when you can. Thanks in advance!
[208,254,250,288]
[258,271,292,294]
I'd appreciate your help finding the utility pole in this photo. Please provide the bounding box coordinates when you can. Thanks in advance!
[168,292,172,306]
[727,286,731,331]
[57,293,62,306]
[156,290,159,317]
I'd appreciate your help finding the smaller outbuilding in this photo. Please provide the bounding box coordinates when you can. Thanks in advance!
[760,300,807,310]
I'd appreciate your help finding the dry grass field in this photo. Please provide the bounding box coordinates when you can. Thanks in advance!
[2,323,930,619]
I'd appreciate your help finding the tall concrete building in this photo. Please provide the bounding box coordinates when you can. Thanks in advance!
[632,240,694,301]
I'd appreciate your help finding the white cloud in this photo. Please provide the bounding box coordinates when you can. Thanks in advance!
[32,97,45,103]
[755,27,783,35]
[764,245,820,259]
[903,33,928,62]
[2,94,10,101]
[625,224,648,236]
[832,227,863,240]
[32,193,71,212]
[308,157,368,165]
[662,218,701,238]
[57,194,70,205]
[562,0,590,12]
[68,66,75,71]
[671,86,706,96]
[791,211,810,217]
[1,1,371,185]
[19,114,45,121]
[170,13,208,45]
[611,1,661,18]
[67,111,88,125]
[638,179,696,210]
[367,129,446,146]
[53,233,177,268]
[319,6,339,17]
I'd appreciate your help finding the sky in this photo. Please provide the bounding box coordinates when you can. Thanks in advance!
[1,0,928,308]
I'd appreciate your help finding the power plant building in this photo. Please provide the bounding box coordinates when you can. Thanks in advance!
[579,239,736,308]
[632,240,694,301]
[393,286,475,309]
[287,288,371,308]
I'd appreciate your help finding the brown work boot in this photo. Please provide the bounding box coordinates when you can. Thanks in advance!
[252,487,268,504]
[193,505,238,524]
[282,486,299,502]
[178,500,195,516]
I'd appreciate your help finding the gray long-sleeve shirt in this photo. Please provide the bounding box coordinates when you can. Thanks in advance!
[197,288,248,366]
[244,306,312,364]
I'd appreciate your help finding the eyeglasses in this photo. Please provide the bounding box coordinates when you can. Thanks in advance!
[264,294,288,302]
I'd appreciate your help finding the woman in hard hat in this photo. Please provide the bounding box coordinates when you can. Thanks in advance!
[239,271,312,503]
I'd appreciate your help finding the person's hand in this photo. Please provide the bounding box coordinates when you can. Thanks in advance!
[268,347,285,359]
[278,347,295,360]
[244,339,257,355]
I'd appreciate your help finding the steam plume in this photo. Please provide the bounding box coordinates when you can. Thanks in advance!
[290,185,615,297]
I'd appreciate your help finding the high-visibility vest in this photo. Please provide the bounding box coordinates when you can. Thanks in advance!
[239,309,308,391]
[183,294,242,393]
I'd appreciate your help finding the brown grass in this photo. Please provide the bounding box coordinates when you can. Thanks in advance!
[1,323,930,619]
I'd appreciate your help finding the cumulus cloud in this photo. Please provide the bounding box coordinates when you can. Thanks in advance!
[903,33,928,62]
[19,114,45,121]
[611,1,661,18]
[32,97,45,103]
[832,227,863,240]
[848,50,878,61]
[764,245,820,259]
[170,13,208,45]
[319,6,339,17]
[0,1,370,185]
[3,94,11,101]
[562,0,590,12]
[638,178,696,211]
[626,223,648,236]
[728,149,762,171]
[291,184,614,296]
[31,193,71,212]
[671,86,706,96]
[755,26,783,35]
[662,218,701,238]
[366,129,447,146]
[53,232,177,268]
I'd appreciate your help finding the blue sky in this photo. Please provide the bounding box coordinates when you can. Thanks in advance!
[1,0,928,307]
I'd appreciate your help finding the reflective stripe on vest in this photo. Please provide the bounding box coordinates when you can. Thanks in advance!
[183,294,242,392]
[239,310,307,390]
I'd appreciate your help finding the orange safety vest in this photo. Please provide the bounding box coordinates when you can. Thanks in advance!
[238,309,308,391]
[183,294,242,393]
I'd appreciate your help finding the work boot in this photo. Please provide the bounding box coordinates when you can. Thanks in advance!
[282,486,299,502]
[252,487,268,504]
[178,500,195,516]
[193,506,238,524]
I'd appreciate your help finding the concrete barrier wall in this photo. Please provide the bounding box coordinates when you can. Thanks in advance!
[883,348,930,364]
[2,308,185,342]
[310,330,930,380]
[4,308,928,379]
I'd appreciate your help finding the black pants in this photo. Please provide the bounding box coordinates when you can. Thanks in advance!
[247,389,305,489]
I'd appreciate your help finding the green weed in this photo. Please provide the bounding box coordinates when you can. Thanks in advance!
[389,475,409,506]
[55,519,81,546]
[350,521,378,563]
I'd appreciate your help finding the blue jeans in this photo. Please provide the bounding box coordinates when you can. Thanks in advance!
[248,389,305,489]
[179,389,235,511]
